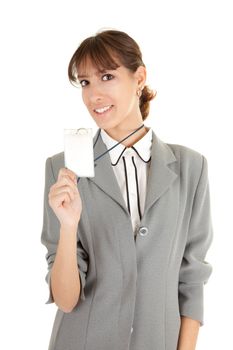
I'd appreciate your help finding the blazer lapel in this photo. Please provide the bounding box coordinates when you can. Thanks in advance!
[88,128,178,219]
[144,131,178,215]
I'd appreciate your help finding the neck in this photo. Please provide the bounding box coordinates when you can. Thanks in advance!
[103,124,149,148]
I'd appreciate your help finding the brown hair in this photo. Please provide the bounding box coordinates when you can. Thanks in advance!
[68,29,157,120]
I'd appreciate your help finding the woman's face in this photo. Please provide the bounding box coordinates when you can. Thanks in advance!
[77,56,146,132]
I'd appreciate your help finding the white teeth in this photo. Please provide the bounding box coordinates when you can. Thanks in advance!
[95,105,112,113]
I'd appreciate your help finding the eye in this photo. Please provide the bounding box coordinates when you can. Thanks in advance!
[102,73,114,81]
[79,73,114,88]
[79,80,88,87]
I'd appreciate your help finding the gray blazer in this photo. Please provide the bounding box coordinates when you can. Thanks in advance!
[41,127,213,350]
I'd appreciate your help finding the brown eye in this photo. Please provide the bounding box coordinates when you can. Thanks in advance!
[79,80,88,87]
[102,74,114,81]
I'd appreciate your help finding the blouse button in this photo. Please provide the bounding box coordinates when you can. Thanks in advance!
[139,226,148,236]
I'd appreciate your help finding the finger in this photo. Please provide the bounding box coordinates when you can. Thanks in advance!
[56,192,72,207]
[56,175,78,191]
[58,168,77,180]
[58,167,77,183]
[50,185,76,201]
[50,180,79,201]
[48,191,74,207]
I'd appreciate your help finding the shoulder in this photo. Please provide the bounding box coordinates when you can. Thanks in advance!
[152,130,207,176]
[168,141,205,164]
[165,141,208,181]
[45,151,65,181]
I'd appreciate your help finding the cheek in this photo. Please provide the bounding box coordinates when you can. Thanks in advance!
[120,87,135,106]
[81,92,89,107]
[109,84,129,101]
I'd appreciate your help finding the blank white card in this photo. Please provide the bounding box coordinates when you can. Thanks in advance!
[64,128,95,178]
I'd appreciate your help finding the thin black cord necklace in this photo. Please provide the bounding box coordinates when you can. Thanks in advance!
[77,123,145,184]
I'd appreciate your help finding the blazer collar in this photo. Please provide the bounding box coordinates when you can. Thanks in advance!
[87,127,178,220]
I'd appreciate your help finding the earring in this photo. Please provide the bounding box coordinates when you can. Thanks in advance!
[137,88,142,98]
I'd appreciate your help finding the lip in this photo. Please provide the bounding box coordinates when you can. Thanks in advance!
[93,105,114,116]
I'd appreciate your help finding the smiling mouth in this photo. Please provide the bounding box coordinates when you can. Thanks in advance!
[94,105,114,115]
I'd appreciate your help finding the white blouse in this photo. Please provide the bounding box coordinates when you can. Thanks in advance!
[100,127,153,237]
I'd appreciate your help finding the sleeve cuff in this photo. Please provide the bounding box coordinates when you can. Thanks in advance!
[45,269,86,304]
[78,270,86,301]
[179,282,204,326]
[45,269,54,304]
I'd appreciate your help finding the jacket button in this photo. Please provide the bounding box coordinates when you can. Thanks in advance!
[139,226,148,236]
[131,327,134,333]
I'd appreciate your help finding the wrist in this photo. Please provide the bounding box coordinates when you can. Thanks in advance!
[60,223,79,235]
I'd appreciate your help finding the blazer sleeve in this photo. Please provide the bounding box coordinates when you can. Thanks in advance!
[178,155,214,326]
[40,157,89,304]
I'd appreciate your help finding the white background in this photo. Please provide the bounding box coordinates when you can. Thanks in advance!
[0,0,232,349]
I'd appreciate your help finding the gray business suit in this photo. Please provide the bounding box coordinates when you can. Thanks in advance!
[41,127,213,350]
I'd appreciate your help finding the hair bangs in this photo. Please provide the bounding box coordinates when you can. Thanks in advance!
[68,38,121,86]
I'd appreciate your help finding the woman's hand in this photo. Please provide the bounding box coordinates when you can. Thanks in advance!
[48,168,82,229]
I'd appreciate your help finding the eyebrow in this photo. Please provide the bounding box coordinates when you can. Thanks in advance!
[77,69,109,79]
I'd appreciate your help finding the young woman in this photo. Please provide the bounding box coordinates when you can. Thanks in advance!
[41,29,213,350]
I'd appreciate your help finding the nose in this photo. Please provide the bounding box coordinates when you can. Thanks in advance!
[85,81,105,103]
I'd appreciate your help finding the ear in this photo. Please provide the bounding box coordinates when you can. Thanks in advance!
[135,65,147,88]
